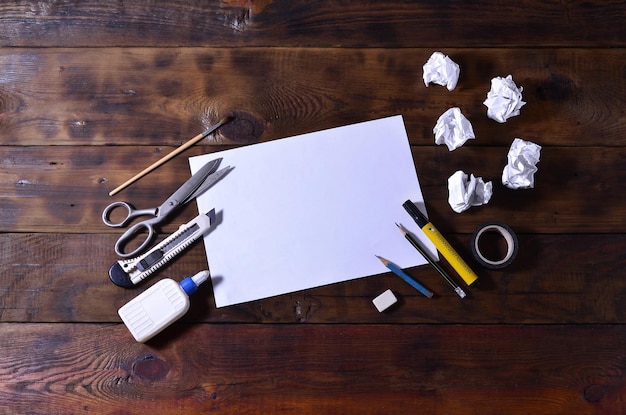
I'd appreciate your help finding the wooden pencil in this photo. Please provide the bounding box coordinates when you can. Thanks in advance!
[396,223,466,299]
[375,255,433,298]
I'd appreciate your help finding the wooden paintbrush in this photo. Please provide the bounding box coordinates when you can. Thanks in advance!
[108,115,233,196]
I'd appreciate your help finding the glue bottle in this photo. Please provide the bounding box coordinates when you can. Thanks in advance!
[118,270,210,343]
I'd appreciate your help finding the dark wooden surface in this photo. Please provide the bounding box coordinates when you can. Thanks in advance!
[1,1,625,414]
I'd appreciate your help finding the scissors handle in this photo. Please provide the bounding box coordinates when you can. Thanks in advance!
[102,201,157,228]
[114,220,158,258]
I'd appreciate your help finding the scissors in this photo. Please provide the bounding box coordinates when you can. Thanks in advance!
[102,157,230,258]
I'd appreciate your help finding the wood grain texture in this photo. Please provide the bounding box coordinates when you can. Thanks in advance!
[1,233,625,324]
[0,145,624,234]
[0,1,624,48]
[1,0,625,412]
[0,48,624,147]
[0,324,623,415]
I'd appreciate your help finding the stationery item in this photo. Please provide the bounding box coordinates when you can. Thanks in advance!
[502,138,542,189]
[108,116,232,196]
[433,107,475,151]
[447,170,493,213]
[375,255,433,298]
[372,289,398,312]
[190,115,435,308]
[402,199,479,287]
[423,51,460,91]
[109,210,216,288]
[483,75,526,123]
[396,223,466,299]
[470,222,518,269]
[118,270,210,343]
[102,157,230,257]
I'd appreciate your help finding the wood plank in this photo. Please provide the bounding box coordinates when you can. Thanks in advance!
[0,323,623,414]
[0,48,624,147]
[0,145,624,234]
[0,1,624,48]
[0,1,622,413]
[2,233,624,324]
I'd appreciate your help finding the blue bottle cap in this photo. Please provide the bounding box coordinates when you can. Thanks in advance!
[179,276,198,296]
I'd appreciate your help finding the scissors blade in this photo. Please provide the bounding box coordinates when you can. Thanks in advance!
[157,158,222,216]
[186,166,233,201]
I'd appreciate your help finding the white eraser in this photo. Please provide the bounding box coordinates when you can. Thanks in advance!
[372,289,398,312]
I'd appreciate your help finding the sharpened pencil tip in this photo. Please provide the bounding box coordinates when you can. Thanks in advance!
[374,255,389,266]
[395,222,408,234]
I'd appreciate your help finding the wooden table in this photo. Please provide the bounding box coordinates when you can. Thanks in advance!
[1,1,625,413]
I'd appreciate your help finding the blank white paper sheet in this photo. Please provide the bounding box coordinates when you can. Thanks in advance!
[189,115,436,308]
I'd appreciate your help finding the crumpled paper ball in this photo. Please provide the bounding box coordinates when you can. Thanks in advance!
[483,75,526,123]
[502,138,542,189]
[433,107,475,151]
[447,170,493,213]
[423,52,460,91]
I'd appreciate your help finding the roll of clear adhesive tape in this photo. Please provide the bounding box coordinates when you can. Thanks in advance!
[470,222,518,269]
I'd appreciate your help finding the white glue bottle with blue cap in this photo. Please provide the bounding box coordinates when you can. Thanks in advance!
[118,270,210,343]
